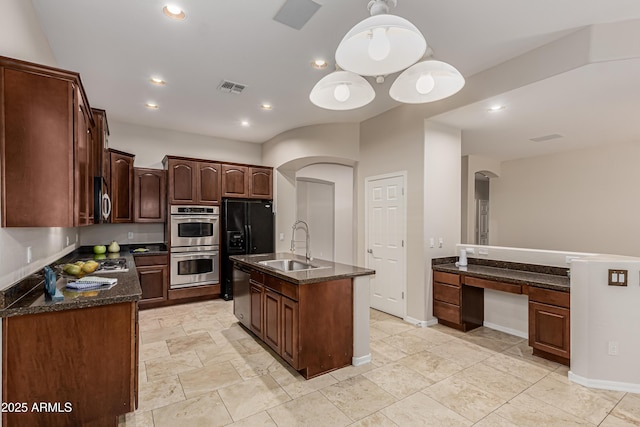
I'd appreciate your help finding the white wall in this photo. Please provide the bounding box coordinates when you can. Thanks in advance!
[0,0,79,290]
[296,164,354,265]
[109,120,262,169]
[296,180,334,261]
[491,141,640,257]
[424,121,462,322]
[570,255,640,392]
[79,223,164,247]
[262,123,360,256]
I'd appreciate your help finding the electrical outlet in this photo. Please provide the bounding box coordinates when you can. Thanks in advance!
[128,232,134,239]
[27,247,32,264]
[465,248,475,255]
[478,248,489,256]
[66,236,70,246]
[438,237,443,248]
[429,238,434,248]
[608,341,619,356]
[279,232,284,241]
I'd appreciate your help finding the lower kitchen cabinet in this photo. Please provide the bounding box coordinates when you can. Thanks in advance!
[2,302,138,426]
[135,255,168,309]
[250,282,264,337]
[528,287,570,365]
[245,268,350,378]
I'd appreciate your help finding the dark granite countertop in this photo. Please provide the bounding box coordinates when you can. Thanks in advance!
[0,247,143,318]
[230,253,375,285]
[127,243,168,257]
[432,262,570,292]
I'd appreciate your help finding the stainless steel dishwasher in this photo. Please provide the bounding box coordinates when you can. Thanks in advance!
[232,263,251,329]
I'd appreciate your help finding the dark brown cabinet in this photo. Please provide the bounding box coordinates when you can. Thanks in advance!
[222,164,249,198]
[2,302,137,426]
[433,271,482,332]
[249,167,273,199]
[250,282,264,337]
[243,266,350,379]
[134,168,166,223]
[110,149,135,223]
[164,156,220,205]
[264,289,282,352]
[432,269,571,366]
[0,55,94,227]
[135,255,168,309]
[529,287,570,365]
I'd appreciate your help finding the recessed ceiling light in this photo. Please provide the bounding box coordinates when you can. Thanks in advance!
[163,4,185,20]
[240,120,250,127]
[312,59,328,69]
[150,77,166,85]
[260,103,273,111]
[487,105,506,112]
[145,102,159,109]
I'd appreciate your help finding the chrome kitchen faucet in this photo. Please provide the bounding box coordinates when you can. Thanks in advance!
[291,220,312,261]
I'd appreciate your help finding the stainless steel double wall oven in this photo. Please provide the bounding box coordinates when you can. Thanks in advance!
[169,205,220,289]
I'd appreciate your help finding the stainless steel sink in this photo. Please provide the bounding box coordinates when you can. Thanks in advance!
[258,259,324,272]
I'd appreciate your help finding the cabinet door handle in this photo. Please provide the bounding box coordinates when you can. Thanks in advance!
[367,249,373,254]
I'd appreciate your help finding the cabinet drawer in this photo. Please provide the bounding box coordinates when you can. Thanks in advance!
[433,300,461,325]
[433,271,461,287]
[529,286,570,308]
[250,270,265,285]
[433,282,460,305]
[464,276,522,294]
[134,254,167,267]
[265,275,299,301]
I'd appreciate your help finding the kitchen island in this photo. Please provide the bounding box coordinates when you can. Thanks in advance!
[0,249,141,427]
[230,253,375,379]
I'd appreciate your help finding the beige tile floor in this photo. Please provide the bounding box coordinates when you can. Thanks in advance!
[120,299,640,426]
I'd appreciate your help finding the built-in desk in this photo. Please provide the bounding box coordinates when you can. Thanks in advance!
[432,260,571,365]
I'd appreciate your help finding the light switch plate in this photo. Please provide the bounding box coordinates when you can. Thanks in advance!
[608,269,628,286]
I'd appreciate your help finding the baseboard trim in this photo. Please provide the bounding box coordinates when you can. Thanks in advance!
[352,353,371,367]
[568,371,640,393]
[404,316,432,327]
[483,321,528,339]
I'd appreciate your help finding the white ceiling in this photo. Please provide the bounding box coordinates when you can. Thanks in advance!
[31,0,640,160]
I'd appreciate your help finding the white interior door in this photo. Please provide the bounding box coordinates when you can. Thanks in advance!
[366,174,406,318]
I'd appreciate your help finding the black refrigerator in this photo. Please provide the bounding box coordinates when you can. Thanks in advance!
[221,199,274,300]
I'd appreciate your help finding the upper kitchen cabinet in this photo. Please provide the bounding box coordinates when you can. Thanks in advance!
[249,167,273,199]
[221,164,249,198]
[134,168,166,223]
[110,149,135,223]
[221,164,273,199]
[0,55,94,227]
[164,156,221,205]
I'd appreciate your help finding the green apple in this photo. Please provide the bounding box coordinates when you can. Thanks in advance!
[93,245,107,254]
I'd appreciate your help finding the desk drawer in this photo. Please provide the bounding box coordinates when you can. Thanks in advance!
[434,282,460,305]
[434,300,461,325]
[433,271,461,287]
[464,276,522,294]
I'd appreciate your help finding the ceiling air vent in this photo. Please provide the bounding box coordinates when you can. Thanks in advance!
[217,80,247,94]
[529,133,564,142]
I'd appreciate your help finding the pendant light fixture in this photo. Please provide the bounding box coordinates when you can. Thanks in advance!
[389,59,465,103]
[309,70,375,110]
[309,0,464,110]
